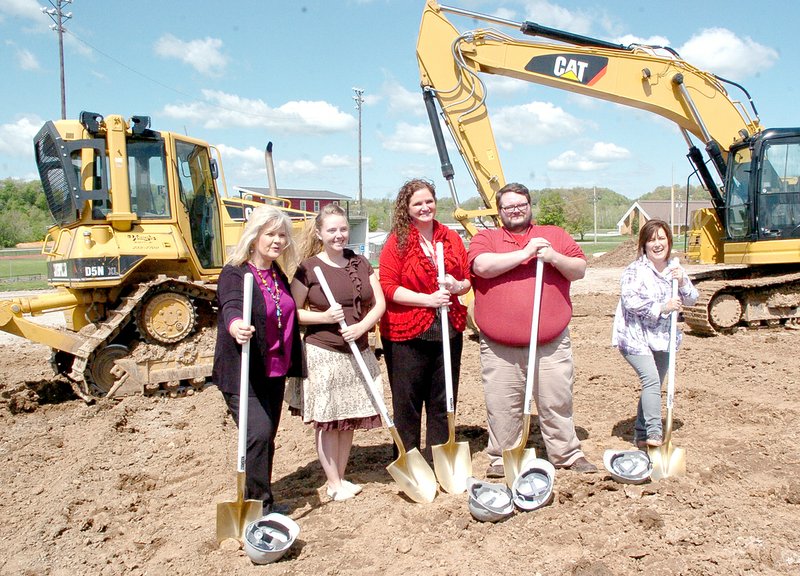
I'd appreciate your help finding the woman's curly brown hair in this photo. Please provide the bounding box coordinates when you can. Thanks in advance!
[390,178,436,249]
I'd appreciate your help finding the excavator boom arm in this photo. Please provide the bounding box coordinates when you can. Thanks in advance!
[417,0,760,219]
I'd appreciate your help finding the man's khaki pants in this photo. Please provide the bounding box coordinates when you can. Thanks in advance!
[480,328,583,468]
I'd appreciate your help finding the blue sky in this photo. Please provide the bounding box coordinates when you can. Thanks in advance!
[0,0,797,201]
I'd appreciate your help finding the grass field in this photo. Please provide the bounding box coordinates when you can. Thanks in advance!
[0,253,48,291]
[576,235,629,256]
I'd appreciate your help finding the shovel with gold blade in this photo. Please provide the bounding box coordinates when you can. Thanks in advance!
[649,275,687,480]
[431,242,472,493]
[314,267,438,503]
[217,272,264,543]
[502,257,544,488]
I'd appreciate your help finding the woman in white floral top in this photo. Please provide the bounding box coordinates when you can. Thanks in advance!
[611,219,698,449]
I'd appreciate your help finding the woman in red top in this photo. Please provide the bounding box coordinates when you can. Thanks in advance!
[379,178,471,456]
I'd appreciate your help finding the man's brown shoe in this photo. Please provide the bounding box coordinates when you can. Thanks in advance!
[565,456,597,473]
[485,464,505,479]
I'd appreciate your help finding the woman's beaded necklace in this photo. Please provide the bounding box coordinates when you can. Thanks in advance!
[255,265,283,329]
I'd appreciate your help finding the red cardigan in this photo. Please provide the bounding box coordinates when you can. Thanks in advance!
[379,221,468,341]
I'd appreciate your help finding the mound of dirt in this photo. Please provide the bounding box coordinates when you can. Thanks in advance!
[589,239,637,267]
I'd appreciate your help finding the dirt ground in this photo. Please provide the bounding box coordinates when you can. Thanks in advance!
[2,251,800,575]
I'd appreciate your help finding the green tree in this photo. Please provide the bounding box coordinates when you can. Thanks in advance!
[536,190,566,227]
[0,179,54,247]
[563,192,592,240]
[368,213,380,231]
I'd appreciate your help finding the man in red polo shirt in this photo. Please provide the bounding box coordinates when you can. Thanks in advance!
[468,182,597,478]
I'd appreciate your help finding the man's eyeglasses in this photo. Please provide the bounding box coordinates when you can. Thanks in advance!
[499,203,529,214]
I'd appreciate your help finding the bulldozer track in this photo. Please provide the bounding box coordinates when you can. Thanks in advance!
[68,276,216,397]
[683,271,800,335]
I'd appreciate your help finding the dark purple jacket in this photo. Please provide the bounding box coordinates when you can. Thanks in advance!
[212,263,305,396]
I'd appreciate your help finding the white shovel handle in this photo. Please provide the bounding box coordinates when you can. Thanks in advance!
[313,266,394,426]
[666,268,679,410]
[237,272,254,474]
[435,242,455,414]
[523,258,545,416]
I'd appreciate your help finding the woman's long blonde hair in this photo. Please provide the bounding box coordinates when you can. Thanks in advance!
[298,203,348,260]
[227,205,298,273]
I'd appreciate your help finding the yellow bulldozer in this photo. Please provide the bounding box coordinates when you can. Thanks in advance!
[0,112,312,400]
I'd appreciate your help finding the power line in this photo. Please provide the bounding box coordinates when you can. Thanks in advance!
[65,30,330,125]
[66,30,196,100]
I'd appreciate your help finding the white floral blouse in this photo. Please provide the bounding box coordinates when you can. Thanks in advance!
[611,255,699,355]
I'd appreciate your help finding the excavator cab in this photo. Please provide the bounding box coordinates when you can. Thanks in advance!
[722,130,800,243]
[754,136,800,239]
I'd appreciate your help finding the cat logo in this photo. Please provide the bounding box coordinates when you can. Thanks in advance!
[525,54,609,86]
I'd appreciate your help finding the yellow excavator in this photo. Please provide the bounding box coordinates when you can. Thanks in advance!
[0,112,312,399]
[417,0,800,334]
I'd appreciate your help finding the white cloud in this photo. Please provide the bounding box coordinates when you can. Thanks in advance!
[678,28,778,80]
[0,115,42,157]
[615,34,672,49]
[547,150,604,172]
[16,47,39,70]
[482,75,529,97]
[492,8,516,21]
[492,101,583,147]
[588,141,630,161]
[383,81,423,116]
[381,122,436,154]
[154,34,227,77]
[216,144,320,184]
[546,141,630,172]
[321,154,353,168]
[520,0,592,35]
[162,90,356,134]
[275,158,317,176]
[0,0,42,20]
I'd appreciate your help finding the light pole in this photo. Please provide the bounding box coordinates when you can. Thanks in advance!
[592,186,598,243]
[352,87,364,214]
[41,0,73,120]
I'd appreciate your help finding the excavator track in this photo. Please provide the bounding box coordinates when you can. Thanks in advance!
[683,271,800,335]
[68,275,217,398]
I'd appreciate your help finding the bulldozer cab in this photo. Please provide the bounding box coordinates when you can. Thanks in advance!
[173,139,224,269]
[34,113,228,283]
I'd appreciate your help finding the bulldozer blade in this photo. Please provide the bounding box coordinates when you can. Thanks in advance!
[387,427,437,503]
[502,414,536,487]
[216,471,263,543]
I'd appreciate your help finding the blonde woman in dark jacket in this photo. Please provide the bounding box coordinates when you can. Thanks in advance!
[213,205,305,514]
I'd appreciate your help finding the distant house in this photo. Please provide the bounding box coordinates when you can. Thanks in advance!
[234,186,370,256]
[235,186,352,214]
[616,200,712,235]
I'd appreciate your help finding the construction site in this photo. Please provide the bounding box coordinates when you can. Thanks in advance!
[2,0,800,573]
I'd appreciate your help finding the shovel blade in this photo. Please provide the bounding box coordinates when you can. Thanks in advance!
[432,439,473,494]
[649,443,686,481]
[387,447,438,503]
[216,499,263,543]
[502,446,537,488]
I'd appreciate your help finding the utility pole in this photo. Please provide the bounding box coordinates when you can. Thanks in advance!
[41,0,73,120]
[593,186,598,243]
[352,87,365,214]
